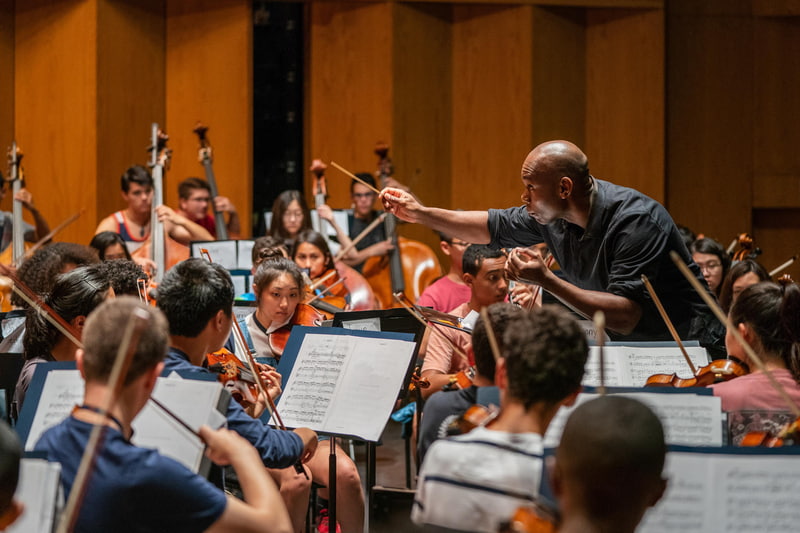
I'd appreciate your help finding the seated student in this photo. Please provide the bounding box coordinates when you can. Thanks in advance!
[100,259,148,298]
[420,244,509,399]
[236,236,289,302]
[0,175,50,256]
[14,264,112,411]
[34,298,293,533]
[718,258,770,314]
[156,258,317,533]
[711,280,800,412]
[417,302,522,463]
[0,420,23,530]
[291,229,349,307]
[269,190,312,255]
[690,237,730,298]
[416,231,471,313]
[550,396,667,533]
[89,231,132,261]
[176,177,240,239]
[239,258,365,533]
[412,306,589,533]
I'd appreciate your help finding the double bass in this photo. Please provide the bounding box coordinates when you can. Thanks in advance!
[361,143,442,307]
[193,122,228,240]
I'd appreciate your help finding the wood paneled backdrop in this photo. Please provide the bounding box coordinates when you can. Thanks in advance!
[0,0,798,278]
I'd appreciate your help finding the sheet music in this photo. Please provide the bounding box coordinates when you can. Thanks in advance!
[191,240,237,269]
[24,370,82,450]
[582,345,709,387]
[640,450,800,532]
[543,390,722,447]
[277,331,416,441]
[133,377,227,473]
[8,459,62,533]
[237,240,255,270]
[340,318,381,332]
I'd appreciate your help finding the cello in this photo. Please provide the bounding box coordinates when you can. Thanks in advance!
[361,143,442,307]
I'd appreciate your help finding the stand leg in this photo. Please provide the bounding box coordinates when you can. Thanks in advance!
[328,438,337,530]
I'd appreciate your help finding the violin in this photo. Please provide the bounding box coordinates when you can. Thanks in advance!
[268,303,324,357]
[206,349,261,406]
[740,418,800,447]
[499,504,559,533]
[446,403,499,437]
[442,366,476,392]
[645,357,749,388]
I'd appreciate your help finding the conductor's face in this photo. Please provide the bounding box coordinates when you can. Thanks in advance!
[520,172,564,225]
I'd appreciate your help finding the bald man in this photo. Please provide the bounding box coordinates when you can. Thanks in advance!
[551,396,667,533]
[380,140,724,351]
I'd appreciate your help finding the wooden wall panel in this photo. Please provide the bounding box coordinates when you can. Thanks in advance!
[531,6,586,148]
[753,209,800,282]
[451,4,534,211]
[586,7,664,202]
[97,0,165,227]
[0,0,13,216]
[392,2,451,249]
[665,6,753,243]
[308,1,393,210]
[166,0,253,235]
[15,0,98,245]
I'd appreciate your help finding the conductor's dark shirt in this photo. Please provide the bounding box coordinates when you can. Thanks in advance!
[487,178,723,351]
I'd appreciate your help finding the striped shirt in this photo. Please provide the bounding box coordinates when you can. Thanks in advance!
[412,426,544,532]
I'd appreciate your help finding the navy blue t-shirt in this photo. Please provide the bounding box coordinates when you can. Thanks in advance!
[35,416,226,533]
[163,347,304,468]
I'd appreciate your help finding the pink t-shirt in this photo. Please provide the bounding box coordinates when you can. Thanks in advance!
[710,368,800,412]
[417,275,471,314]
[421,302,473,375]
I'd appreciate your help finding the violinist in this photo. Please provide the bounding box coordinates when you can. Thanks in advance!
[416,231,471,312]
[33,298,293,533]
[690,237,730,298]
[235,236,288,302]
[14,264,113,412]
[381,140,724,352]
[89,231,132,261]
[156,258,317,533]
[710,280,800,412]
[718,258,769,314]
[99,259,148,297]
[549,396,666,533]
[420,244,509,399]
[417,303,522,463]
[268,190,312,255]
[291,230,347,304]
[176,177,240,239]
[236,258,365,533]
[0,172,50,254]
[413,306,588,533]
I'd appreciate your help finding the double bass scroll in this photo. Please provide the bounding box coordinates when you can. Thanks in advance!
[193,123,228,240]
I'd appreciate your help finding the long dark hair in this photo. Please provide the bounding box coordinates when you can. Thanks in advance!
[253,258,305,306]
[89,231,132,261]
[291,230,335,274]
[719,259,770,313]
[23,264,110,361]
[730,281,800,383]
[269,190,312,242]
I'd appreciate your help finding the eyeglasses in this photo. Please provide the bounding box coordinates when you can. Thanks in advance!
[697,261,722,273]
[352,192,375,199]
[283,210,304,220]
[188,196,210,203]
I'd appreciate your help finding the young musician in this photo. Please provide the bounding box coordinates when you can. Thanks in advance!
[34,298,293,533]
[690,237,730,298]
[89,231,132,261]
[269,190,312,255]
[412,306,588,532]
[551,396,667,533]
[14,264,112,411]
[420,244,509,398]
[718,258,770,314]
[416,231,471,313]
[94,165,213,253]
[710,280,800,411]
[176,177,240,238]
[0,420,23,530]
[239,258,365,533]
[156,258,317,533]
[0,174,50,254]
[417,303,522,463]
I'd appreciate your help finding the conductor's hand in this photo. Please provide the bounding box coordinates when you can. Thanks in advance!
[379,187,422,223]
[505,247,550,286]
[293,427,319,463]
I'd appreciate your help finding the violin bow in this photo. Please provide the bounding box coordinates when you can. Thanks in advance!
[641,274,698,375]
[770,255,796,278]
[594,311,607,396]
[57,309,150,533]
[393,292,470,365]
[478,307,501,362]
[332,212,387,262]
[670,251,800,417]
[17,209,84,267]
[306,276,347,306]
